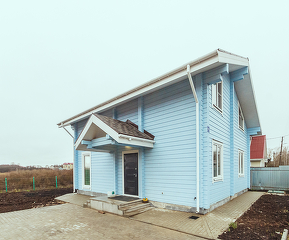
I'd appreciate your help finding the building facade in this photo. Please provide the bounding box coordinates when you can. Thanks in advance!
[58,49,262,213]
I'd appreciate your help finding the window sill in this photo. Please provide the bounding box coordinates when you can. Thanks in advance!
[213,105,223,115]
[213,177,223,183]
[238,126,244,132]
[238,174,244,178]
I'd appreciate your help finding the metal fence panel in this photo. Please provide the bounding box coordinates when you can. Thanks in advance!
[250,166,289,190]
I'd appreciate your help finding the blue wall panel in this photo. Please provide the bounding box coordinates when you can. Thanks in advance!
[143,79,197,207]
[207,73,231,206]
[116,99,138,123]
[91,151,114,193]
[71,65,252,211]
[233,86,248,194]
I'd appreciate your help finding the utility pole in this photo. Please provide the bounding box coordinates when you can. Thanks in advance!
[280,136,283,166]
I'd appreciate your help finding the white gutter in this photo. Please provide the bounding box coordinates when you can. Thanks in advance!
[187,65,200,213]
[61,123,76,193]
[118,134,156,144]
[57,49,222,128]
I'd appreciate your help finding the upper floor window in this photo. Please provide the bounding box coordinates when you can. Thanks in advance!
[239,103,244,130]
[238,150,244,177]
[212,81,222,112]
[212,140,223,182]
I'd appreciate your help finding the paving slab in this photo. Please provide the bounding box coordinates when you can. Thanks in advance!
[55,193,92,206]
[131,191,264,239]
[0,204,204,240]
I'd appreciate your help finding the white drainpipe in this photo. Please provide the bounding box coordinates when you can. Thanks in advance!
[187,65,200,213]
[61,123,75,192]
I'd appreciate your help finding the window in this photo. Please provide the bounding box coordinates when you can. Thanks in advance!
[239,103,244,130]
[212,81,222,112]
[238,150,244,177]
[212,140,223,181]
[82,152,91,187]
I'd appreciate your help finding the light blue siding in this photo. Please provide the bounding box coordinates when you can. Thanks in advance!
[74,118,114,193]
[116,99,138,123]
[71,64,255,211]
[99,109,113,118]
[74,119,88,191]
[143,79,196,207]
[91,151,114,193]
[233,85,248,194]
[207,73,231,206]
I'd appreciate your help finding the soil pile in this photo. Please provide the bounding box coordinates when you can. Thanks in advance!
[0,188,72,213]
[219,194,289,240]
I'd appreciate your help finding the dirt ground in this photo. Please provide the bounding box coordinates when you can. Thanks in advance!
[0,188,72,213]
[218,194,289,240]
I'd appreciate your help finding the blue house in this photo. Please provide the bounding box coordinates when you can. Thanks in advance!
[58,49,262,214]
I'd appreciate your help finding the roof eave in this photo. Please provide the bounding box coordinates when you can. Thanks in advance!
[57,49,255,128]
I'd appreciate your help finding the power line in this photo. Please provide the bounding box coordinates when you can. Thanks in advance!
[266,134,289,140]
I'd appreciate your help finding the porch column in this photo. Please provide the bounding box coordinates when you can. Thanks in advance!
[138,97,145,198]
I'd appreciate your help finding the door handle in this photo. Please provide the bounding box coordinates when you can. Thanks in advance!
[134,174,137,177]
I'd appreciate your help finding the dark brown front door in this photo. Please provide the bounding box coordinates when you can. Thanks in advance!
[124,153,138,196]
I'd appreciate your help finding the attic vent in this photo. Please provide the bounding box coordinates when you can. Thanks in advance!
[189,215,199,220]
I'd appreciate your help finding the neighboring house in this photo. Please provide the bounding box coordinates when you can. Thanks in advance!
[63,163,73,170]
[58,49,262,214]
[250,135,267,167]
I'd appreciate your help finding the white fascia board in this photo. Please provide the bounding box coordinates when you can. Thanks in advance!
[117,136,154,148]
[250,158,263,162]
[58,54,220,127]
[75,115,119,150]
[247,66,262,132]
[59,50,251,128]
[60,70,188,127]
[75,115,155,150]
[74,115,93,149]
[218,51,249,66]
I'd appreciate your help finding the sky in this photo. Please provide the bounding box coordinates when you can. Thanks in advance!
[1,1,288,166]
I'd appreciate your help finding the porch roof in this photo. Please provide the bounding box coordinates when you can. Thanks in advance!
[75,114,155,152]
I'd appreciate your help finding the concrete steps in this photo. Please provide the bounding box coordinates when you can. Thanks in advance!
[88,195,153,217]
[119,200,153,217]
[83,200,91,208]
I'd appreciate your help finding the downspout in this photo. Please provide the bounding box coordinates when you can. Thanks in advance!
[60,123,75,192]
[187,65,200,213]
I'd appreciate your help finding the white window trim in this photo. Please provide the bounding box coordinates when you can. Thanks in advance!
[82,152,91,189]
[122,150,139,197]
[212,140,223,182]
[212,81,223,114]
[238,102,244,131]
[238,150,245,177]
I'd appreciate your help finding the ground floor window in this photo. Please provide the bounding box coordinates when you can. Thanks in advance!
[212,140,223,182]
[82,152,91,187]
[239,150,244,177]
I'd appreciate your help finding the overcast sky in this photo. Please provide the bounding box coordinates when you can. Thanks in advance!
[1,1,288,166]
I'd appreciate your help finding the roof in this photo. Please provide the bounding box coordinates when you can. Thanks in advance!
[250,135,266,159]
[57,49,261,131]
[93,114,154,140]
[74,114,155,151]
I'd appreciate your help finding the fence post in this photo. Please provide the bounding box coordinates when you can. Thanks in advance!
[5,178,7,192]
[33,177,35,191]
[55,176,58,189]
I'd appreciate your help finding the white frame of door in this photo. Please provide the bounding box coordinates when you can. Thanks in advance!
[122,150,139,197]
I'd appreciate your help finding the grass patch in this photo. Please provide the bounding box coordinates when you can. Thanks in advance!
[0,169,72,192]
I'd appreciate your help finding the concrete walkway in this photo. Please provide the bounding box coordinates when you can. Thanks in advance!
[0,204,204,240]
[56,193,91,206]
[57,191,264,239]
[132,191,264,239]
